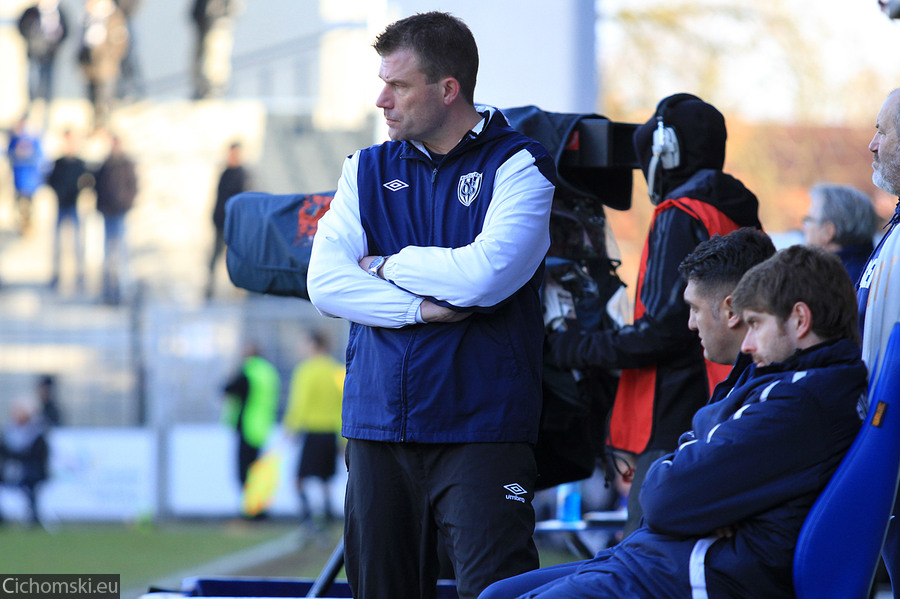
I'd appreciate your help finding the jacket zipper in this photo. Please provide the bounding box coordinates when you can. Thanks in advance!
[399,329,417,442]
[395,129,481,441]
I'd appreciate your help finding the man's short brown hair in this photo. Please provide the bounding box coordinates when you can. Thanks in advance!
[373,11,478,105]
[731,245,860,345]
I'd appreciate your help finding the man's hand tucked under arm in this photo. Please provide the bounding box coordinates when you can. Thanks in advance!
[420,300,472,323]
[358,256,470,323]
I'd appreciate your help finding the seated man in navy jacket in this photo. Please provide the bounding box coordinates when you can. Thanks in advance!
[480,245,867,599]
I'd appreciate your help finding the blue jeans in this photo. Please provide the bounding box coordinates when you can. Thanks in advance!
[52,206,83,287]
[102,214,127,303]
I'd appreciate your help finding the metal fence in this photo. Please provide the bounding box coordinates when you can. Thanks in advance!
[0,286,347,429]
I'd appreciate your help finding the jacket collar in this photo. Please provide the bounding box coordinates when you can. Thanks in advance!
[752,337,861,377]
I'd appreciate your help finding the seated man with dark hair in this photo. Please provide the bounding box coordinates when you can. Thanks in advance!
[679,227,776,391]
[480,244,867,599]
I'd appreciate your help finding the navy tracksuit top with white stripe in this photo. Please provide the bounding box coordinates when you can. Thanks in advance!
[342,109,556,444]
[561,338,865,599]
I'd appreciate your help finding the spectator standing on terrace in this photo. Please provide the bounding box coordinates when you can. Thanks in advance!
[113,0,144,99]
[78,0,129,131]
[46,129,89,291]
[94,134,137,305]
[17,0,68,105]
[206,141,250,300]
[190,0,241,99]
[6,116,46,235]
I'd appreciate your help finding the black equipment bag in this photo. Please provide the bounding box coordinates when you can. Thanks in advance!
[532,212,625,490]
[505,106,633,490]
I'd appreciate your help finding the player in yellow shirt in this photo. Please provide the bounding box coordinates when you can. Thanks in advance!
[283,329,344,524]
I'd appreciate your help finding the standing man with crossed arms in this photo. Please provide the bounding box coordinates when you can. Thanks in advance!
[307,12,556,599]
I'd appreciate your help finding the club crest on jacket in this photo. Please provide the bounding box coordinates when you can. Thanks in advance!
[458,171,483,206]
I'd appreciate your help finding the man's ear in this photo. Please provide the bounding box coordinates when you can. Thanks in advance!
[723,295,741,329]
[822,220,837,246]
[440,77,461,105]
[791,301,814,339]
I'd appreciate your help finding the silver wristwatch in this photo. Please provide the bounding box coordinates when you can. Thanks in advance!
[367,255,387,278]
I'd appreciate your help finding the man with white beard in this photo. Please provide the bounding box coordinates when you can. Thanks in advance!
[858,86,900,594]
[859,88,900,382]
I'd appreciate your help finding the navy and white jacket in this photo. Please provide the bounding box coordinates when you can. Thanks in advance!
[858,198,900,384]
[560,338,866,599]
[307,106,556,443]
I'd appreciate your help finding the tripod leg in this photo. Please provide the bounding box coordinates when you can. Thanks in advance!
[306,538,345,597]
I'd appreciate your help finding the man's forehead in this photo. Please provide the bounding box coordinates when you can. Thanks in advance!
[380,48,423,79]
[684,279,701,298]
[878,91,900,126]
[685,279,725,301]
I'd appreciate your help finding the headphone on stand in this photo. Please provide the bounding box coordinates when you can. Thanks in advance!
[646,98,681,204]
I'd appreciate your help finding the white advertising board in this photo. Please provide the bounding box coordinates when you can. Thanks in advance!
[1,428,157,522]
[0,425,343,522]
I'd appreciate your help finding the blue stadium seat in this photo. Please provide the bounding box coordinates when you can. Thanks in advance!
[793,322,900,599]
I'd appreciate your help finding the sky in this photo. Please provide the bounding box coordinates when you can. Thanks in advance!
[597,0,900,124]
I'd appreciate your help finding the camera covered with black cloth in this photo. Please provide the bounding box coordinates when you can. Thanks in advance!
[504,106,639,490]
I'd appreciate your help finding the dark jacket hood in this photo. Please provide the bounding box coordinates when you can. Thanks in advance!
[667,169,762,229]
[634,93,728,198]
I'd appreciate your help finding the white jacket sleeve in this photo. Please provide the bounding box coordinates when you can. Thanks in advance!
[381,148,554,308]
[307,152,423,328]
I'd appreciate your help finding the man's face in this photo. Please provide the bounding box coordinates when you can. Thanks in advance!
[684,280,741,366]
[802,196,834,248]
[739,309,797,367]
[869,91,900,196]
[375,48,447,146]
[227,146,242,168]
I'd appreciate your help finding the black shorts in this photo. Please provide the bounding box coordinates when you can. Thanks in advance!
[297,432,338,480]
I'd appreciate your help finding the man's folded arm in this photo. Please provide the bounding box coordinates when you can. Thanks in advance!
[639,392,830,536]
[382,148,554,310]
[307,153,423,328]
